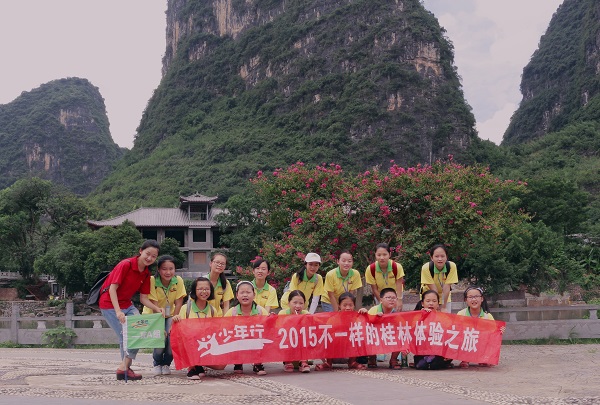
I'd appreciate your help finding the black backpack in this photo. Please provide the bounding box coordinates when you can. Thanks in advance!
[85,271,111,307]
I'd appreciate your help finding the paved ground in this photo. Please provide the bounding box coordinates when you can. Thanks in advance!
[0,345,598,404]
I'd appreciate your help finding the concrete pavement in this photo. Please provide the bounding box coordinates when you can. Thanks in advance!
[0,345,597,404]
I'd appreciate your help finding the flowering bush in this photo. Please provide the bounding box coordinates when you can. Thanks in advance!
[220,159,529,293]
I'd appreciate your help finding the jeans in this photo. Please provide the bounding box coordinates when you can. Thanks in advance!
[101,305,140,360]
[153,317,173,366]
[320,302,334,312]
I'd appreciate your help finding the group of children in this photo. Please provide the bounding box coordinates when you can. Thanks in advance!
[99,240,497,381]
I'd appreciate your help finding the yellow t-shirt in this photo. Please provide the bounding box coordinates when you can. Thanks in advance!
[142,276,187,314]
[278,308,309,315]
[420,261,458,302]
[208,278,234,317]
[224,304,269,316]
[456,308,494,320]
[280,272,324,310]
[252,280,279,309]
[364,260,405,292]
[321,267,363,304]
[367,304,397,315]
[179,301,216,319]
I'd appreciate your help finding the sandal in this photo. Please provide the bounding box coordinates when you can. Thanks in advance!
[283,362,294,372]
[314,362,332,371]
[348,361,366,370]
[460,361,469,369]
[233,364,243,374]
[367,356,377,368]
[299,362,311,373]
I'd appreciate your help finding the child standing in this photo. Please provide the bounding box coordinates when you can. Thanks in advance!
[142,255,186,376]
[251,259,279,312]
[457,286,503,368]
[207,252,234,316]
[413,290,453,370]
[366,288,402,369]
[280,252,324,314]
[315,292,367,371]
[176,277,225,379]
[225,280,269,375]
[365,243,404,311]
[99,240,165,381]
[278,290,311,373]
[420,244,458,313]
[321,251,363,312]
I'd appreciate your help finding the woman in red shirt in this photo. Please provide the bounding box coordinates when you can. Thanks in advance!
[99,240,165,381]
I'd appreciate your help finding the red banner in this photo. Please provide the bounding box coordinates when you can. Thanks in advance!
[171,311,504,369]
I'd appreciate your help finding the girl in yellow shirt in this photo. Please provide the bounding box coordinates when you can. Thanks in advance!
[176,277,224,379]
[278,290,310,373]
[225,281,269,375]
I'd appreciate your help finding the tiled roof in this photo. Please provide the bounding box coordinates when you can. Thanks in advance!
[179,193,218,203]
[87,207,224,228]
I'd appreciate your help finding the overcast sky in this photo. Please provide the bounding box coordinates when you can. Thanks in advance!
[0,1,563,148]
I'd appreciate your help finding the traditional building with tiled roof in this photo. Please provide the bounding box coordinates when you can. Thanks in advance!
[87,193,224,275]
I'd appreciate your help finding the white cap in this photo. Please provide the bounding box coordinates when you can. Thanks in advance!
[304,252,321,263]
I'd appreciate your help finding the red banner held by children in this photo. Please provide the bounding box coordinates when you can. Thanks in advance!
[170,311,504,369]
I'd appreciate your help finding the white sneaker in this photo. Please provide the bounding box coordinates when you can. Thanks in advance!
[161,365,171,375]
[152,365,162,376]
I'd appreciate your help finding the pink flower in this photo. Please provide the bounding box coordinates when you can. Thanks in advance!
[469,202,477,208]
[257,170,263,177]
[454,196,461,201]
[337,223,344,229]
[295,218,304,225]
[477,210,483,215]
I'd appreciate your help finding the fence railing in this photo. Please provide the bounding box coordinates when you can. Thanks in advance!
[0,302,598,345]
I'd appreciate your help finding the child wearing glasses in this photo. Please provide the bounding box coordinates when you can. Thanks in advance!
[366,288,402,369]
[207,252,234,316]
[457,286,501,368]
[176,277,225,380]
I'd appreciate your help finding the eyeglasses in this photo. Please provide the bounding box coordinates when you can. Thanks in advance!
[212,261,226,267]
[382,296,398,301]
[466,295,482,300]
[196,288,211,292]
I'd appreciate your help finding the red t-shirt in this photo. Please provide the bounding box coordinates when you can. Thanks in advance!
[98,256,151,310]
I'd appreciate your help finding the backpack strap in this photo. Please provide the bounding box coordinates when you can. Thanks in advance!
[210,305,215,317]
[373,261,398,279]
[186,297,192,318]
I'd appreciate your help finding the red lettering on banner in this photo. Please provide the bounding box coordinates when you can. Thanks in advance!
[170,311,505,369]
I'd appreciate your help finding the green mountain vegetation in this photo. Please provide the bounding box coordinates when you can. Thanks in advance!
[0,78,123,195]
[504,0,600,144]
[89,0,476,215]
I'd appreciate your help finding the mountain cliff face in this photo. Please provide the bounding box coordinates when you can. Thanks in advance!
[0,78,123,195]
[92,0,476,214]
[504,0,600,144]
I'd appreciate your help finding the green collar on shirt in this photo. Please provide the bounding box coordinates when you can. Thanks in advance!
[191,300,211,315]
[252,279,270,293]
[155,276,178,289]
[336,267,354,281]
[375,261,393,273]
[236,304,260,316]
[302,272,317,283]
[466,307,485,318]
[433,265,448,275]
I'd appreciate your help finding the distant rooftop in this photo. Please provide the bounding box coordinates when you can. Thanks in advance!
[87,207,224,228]
[179,193,218,203]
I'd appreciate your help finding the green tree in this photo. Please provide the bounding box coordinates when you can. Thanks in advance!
[158,237,187,269]
[0,178,89,279]
[36,221,143,294]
